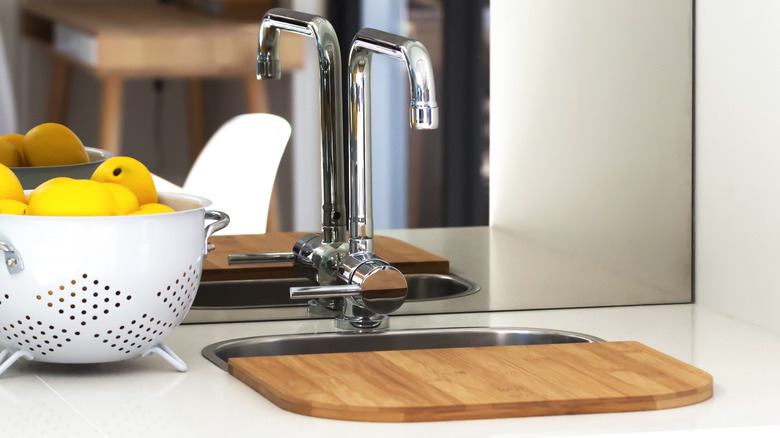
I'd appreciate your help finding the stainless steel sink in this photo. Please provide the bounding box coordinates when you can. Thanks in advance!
[202,327,604,371]
[192,273,479,309]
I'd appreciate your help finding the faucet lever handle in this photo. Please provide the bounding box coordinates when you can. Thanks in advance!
[289,284,362,299]
[228,252,295,265]
[226,233,325,266]
[289,253,408,316]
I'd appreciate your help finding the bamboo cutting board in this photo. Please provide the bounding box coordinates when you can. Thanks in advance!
[228,342,713,422]
[202,233,449,281]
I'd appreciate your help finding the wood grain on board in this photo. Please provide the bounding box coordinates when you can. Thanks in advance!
[229,341,713,422]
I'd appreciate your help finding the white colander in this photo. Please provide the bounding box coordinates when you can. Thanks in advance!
[0,192,229,376]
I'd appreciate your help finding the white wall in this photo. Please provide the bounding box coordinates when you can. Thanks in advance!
[696,1,780,334]
[490,0,693,300]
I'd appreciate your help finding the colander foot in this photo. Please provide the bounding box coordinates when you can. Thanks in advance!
[142,343,187,372]
[0,348,34,377]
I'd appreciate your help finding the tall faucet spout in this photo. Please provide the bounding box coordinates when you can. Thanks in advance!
[258,8,347,244]
[347,28,439,254]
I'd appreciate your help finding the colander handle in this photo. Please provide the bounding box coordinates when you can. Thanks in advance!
[0,240,24,275]
[204,210,230,256]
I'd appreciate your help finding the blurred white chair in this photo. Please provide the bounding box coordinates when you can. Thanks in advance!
[183,113,291,235]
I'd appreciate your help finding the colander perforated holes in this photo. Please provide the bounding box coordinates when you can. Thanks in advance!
[97,312,167,354]
[1,315,71,356]
[38,275,136,327]
[2,262,202,361]
[153,266,199,325]
[1,274,128,357]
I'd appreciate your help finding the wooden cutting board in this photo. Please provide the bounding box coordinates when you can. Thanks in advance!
[202,233,449,281]
[229,341,713,422]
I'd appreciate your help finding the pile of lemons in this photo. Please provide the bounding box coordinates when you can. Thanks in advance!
[1,123,90,168]
[0,157,175,216]
[1,122,175,216]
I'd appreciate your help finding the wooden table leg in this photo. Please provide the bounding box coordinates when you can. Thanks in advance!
[243,75,269,114]
[47,54,72,124]
[99,76,124,156]
[186,78,206,162]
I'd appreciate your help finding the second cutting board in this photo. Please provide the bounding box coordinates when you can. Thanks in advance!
[203,232,449,281]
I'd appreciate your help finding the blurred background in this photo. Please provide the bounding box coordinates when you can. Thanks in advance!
[0,0,490,232]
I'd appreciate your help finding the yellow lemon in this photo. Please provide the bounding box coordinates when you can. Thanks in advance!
[91,156,158,205]
[23,123,89,167]
[129,203,175,215]
[26,179,119,216]
[0,134,27,166]
[0,163,25,202]
[102,182,139,215]
[0,139,23,167]
[0,199,27,215]
[25,177,73,203]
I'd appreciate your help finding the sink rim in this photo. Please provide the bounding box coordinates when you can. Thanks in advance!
[190,272,480,311]
[202,326,605,372]
[400,272,480,302]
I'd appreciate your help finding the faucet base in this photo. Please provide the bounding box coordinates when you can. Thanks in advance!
[335,314,389,332]
[334,297,389,331]
[307,300,390,331]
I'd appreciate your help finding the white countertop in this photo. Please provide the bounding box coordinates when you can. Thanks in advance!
[2,226,780,437]
[3,304,780,437]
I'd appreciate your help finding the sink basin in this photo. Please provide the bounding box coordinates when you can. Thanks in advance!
[192,273,479,309]
[202,327,604,371]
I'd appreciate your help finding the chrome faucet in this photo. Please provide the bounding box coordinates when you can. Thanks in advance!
[258,8,348,247]
[346,28,439,254]
[288,28,439,331]
[232,15,439,332]
[231,8,349,287]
